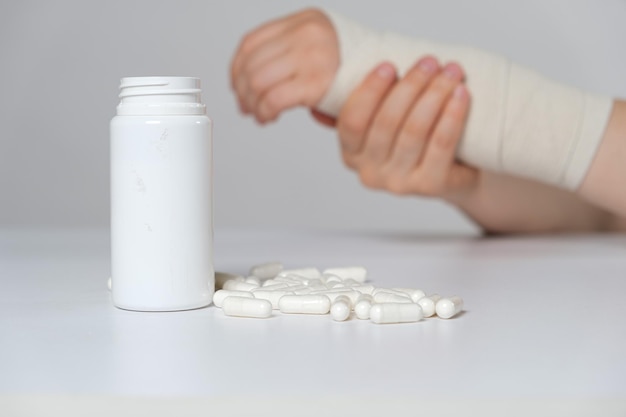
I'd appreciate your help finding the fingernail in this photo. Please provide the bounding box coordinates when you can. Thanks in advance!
[453,85,467,99]
[443,63,462,80]
[376,63,396,79]
[417,57,438,74]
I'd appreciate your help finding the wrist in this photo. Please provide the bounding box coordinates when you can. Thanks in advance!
[441,171,483,208]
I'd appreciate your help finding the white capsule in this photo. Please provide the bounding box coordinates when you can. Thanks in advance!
[436,296,464,319]
[314,289,360,305]
[330,295,352,321]
[278,295,331,314]
[321,273,343,286]
[322,266,367,283]
[343,290,361,305]
[337,294,353,308]
[306,279,323,287]
[370,303,423,324]
[274,276,304,285]
[245,276,261,286]
[428,294,442,305]
[281,274,312,285]
[292,287,314,295]
[373,291,412,304]
[249,262,283,279]
[357,293,374,304]
[351,284,375,295]
[222,297,272,318]
[307,284,327,291]
[333,278,361,288]
[392,288,426,303]
[278,268,321,279]
[417,297,435,317]
[252,290,294,309]
[256,283,290,292]
[215,272,245,290]
[372,288,408,297]
[107,277,112,291]
[277,285,308,294]
[222,280,259,292]
[213,290,254,308]
[354,294,374,320]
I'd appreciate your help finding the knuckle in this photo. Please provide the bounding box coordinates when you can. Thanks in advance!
[248,74,264,94]
[301,7,324,18]
[402,75,428,93]
[259,91,283,118]
[339,137,359,155]
[432,131,457,152]
[310,7,325,16]
[341,152,357,170]
[403,65,432,85]
[297,20,324,38]
[240,60,255,82]
[425,78,452,101]
[413,176,442,197]
[262,91,283,115]
[393,141,419,159]
[339,112,367,139]
[363,136,387,161]
[385,177,410,195]
[239,33,256,54]
[401,117,427,140]
[431,75,457,93]
[374,110,400,134]
[364,144,385,161]
[358,168,381,190]
[447,99,468,121]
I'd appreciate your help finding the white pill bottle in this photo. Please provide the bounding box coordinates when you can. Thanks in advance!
[110,76,213,311]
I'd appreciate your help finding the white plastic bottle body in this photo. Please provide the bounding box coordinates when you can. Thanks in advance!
[110,77,213,311]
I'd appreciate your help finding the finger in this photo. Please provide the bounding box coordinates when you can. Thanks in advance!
[387,62,465,174]
[231,14,300,89]
[361,56,439,165]
[255,76,310,123]
[242,51,296,115]
[239,38,290,84]
[235,45,290,113]
[231,9,316,89]
[310,109,337,128]
[337,62,397,156]
[409,84,471,193]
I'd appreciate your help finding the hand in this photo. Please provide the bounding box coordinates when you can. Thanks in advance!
[230,8,339,123]
[335,57,479,201]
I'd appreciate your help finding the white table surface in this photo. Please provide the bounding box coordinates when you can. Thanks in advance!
[1,228,625,416]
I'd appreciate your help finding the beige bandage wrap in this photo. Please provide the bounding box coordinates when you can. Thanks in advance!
[317,11,613,189]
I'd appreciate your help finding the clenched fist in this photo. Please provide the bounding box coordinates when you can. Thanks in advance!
[230,8,339,123]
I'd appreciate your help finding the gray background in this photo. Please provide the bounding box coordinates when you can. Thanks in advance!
[1,0,625,233]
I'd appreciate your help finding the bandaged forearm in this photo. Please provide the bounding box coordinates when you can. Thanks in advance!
[317,11,613,189]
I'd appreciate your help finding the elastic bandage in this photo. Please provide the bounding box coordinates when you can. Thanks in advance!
[317,11,613,189]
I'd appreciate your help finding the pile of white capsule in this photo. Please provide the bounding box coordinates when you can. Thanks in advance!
[214,262,463,324]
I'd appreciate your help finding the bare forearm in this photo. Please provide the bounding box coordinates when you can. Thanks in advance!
[449,171,620,234]
[448,100,626,234]
[579,100,626,216]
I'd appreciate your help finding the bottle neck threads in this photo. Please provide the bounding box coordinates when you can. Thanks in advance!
[117,77,206,116]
